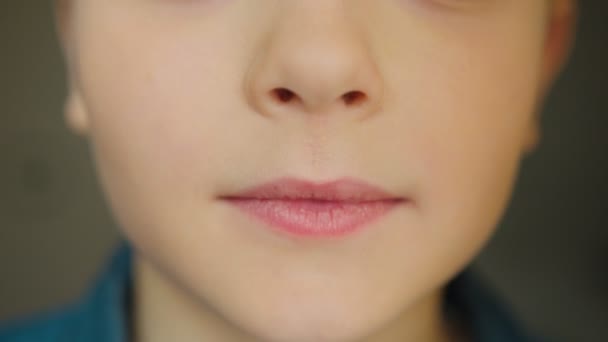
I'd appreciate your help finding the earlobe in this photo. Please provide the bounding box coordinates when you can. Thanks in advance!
[55,1,88,136]
[526,1,577,156]
[65,90,90,136]
[541,0,577,92]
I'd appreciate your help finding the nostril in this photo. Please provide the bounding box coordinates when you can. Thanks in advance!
[270,88,367,108]
[342,91,366,106]
[272,88,296,103]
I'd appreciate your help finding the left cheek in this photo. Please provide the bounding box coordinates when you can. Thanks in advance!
[422,58,537,232]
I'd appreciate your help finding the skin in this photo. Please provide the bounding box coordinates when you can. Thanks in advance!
[55,1,575,341]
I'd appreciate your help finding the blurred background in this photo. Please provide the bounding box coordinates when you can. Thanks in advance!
[1,1,606,341]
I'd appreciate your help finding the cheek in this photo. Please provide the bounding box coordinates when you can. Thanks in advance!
[415,40,542,257]
[72,10,239,239]
[378,13,546,263]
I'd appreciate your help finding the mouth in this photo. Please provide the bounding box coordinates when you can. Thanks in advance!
[218,177,409,238]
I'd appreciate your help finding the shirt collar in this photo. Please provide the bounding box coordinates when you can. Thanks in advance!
[74,241,133,342]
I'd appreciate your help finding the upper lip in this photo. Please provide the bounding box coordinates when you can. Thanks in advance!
[219,177,405,202]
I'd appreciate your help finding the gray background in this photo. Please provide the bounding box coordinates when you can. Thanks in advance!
[1,2,606,341]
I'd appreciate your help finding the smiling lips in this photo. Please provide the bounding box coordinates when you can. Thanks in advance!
[219,177,408,238]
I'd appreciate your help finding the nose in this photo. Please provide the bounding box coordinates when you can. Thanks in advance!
[244,2,384,120]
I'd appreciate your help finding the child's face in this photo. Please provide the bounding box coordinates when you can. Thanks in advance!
[59,1,573,341]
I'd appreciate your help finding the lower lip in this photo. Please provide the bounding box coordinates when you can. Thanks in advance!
[223,198,405,238]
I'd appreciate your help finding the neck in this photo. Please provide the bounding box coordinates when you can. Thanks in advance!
[132,256,462,342]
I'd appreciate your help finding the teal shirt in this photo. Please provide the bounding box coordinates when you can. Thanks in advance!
[0,242,540,341]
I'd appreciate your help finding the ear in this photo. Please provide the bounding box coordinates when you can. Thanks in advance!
[540,0,578,92]
[64,90,90,136]
[53,0,90,136]
[523,0,577,154]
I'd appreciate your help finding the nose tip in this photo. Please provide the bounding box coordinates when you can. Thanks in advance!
[244,8,384,119]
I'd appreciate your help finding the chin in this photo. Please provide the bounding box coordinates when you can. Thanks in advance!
[242,313,380,342]
[219,285,404,342]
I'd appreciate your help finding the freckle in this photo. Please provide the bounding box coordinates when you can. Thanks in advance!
[306,119,331,170]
